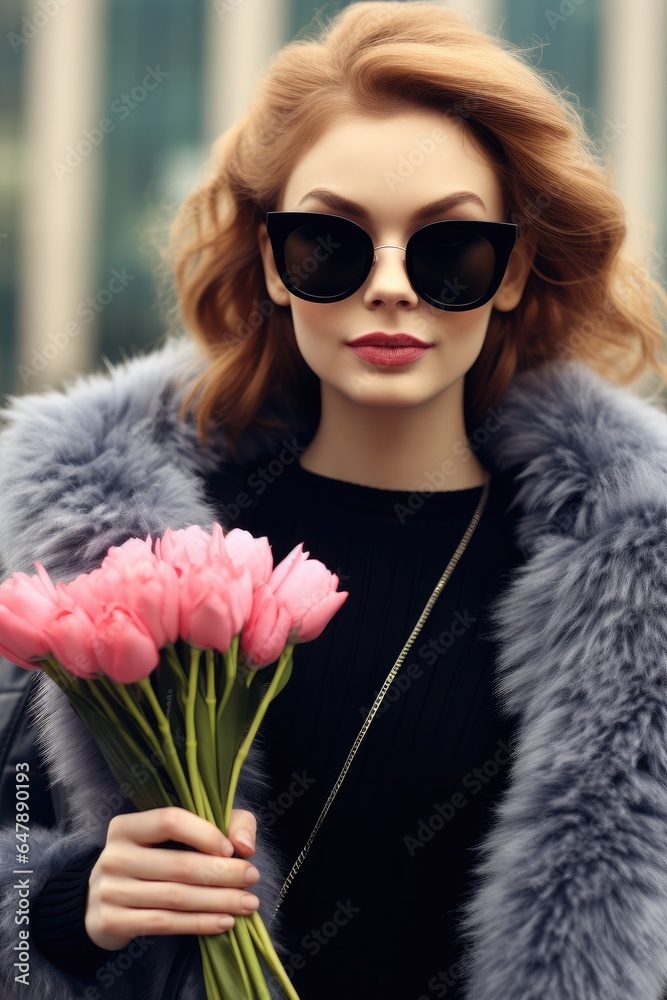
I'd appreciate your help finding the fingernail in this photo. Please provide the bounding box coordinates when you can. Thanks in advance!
[241,895,260,913]
[237,832,255,851]
[243,865,260,884]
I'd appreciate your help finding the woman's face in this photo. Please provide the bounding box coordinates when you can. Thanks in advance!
[258,109,532,412]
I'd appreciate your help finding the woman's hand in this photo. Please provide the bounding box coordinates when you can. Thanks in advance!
[84,806,261,951]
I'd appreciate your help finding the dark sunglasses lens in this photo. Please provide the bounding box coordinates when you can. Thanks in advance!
[283,218,369,299]
[411,226,496,307]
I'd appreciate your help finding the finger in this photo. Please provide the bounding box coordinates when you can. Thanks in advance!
[227,808,256,856]
[96,904,241,940]
[101,844,260,887]
[109,807,234,858]
[101,877,261,915]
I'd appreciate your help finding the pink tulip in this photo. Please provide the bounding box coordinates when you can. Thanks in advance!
[222,529,273,588]
[125,560,180,648]
[208,522,227,561]
[178,562,253,651]
[90,603,160,683]
[0,607,48,668]
[0,571,60,665]
[267,542,310,592]
[268,543,349,643]
[65,558,180,650]
[239,584,294,670]
[64,567,115,620]
[290,587,348,643]
[1,570,61,620]
[33,562,75,609]
[101,535,155,567]
[109,561,178,648]
[42,605,102,678]
[155,524,224,571]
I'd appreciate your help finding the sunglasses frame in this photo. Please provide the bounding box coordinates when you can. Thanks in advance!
[265,210,522,311]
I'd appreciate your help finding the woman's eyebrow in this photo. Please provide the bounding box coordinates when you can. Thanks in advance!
[294,187,487,220]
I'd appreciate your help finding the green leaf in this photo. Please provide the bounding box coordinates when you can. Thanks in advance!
[215,670,251,814]
[64,696,174,810]
[266,657,293,701]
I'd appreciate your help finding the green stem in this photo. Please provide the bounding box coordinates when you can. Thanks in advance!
[45,662,133,752]
[205,647,220,824]
[102,678,165,763]
[185,646,206,816]
[198,941,217,998]
[233,916,271,999]
[194,730,226,832]
[248,911,301,999]
[246,917,299,998]
[138,677,196,813]
[164,642,188,694]
[224,645,294,830]
[85,679,124,726]
[43,655,80,698]
[223,928,253,996]
[206,647,217,745]
[43,658,107,717]
[198,775,217,827]
[217,634,240,724]
[246,914,268,959]
[199,932,252,998]
[190,647,224,829]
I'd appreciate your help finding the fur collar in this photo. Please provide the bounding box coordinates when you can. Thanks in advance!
[2,332,667,999]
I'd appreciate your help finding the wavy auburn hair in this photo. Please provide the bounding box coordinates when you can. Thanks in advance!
[155,1,667,456]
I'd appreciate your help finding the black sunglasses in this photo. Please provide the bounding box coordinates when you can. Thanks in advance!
[265,210,521,311]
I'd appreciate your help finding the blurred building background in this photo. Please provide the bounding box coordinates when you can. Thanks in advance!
[0,0,665,399]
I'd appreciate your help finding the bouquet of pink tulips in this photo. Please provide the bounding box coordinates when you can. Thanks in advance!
[0,522,349,999]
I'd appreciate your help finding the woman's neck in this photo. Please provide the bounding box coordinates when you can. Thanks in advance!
[299,382,491,491]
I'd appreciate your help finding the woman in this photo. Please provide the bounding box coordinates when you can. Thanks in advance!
[1,3,667,998]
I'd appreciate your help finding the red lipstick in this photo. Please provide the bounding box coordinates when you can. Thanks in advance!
[346,332,432,366]
[347,332,430,347]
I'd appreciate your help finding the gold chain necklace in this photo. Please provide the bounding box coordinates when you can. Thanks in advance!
[268,472,491,925]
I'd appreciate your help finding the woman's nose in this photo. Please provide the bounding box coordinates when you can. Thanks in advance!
[362,245,419,308]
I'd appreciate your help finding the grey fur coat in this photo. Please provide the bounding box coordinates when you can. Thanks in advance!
[1,331,667,999]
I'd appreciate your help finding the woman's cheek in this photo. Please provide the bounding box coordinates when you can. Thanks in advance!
[290,302,347,373]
